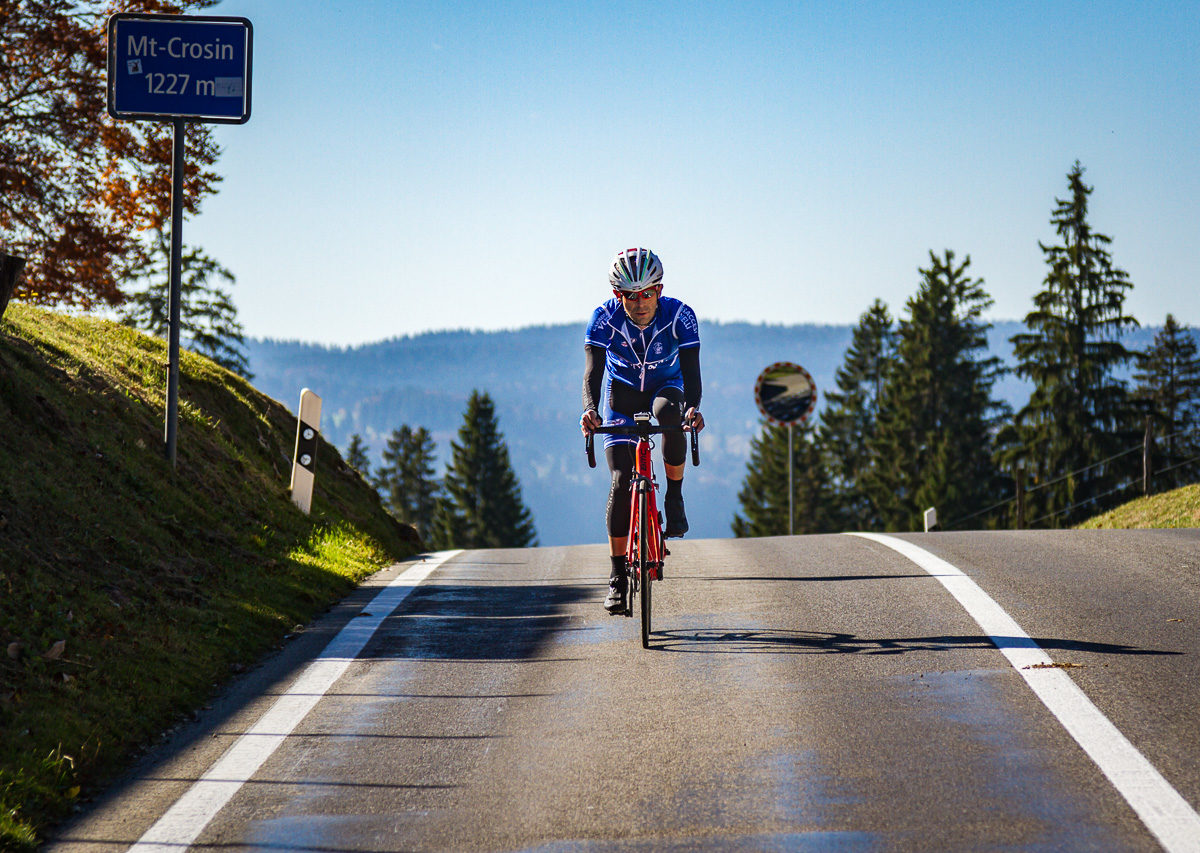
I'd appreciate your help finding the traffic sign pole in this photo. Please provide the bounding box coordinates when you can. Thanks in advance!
[165,116,184,466]
[788,423,794,536]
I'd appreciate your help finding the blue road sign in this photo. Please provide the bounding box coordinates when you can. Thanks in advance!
[107,14,252,124]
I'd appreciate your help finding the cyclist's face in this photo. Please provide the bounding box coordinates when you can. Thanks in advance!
[618,286,660,325]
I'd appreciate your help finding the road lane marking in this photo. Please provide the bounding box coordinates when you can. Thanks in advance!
[850,533,1200,853]
[128,550,462,853]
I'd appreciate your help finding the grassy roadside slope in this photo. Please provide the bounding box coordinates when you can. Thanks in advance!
[0,304,420,849]
[1078,482,1200,529]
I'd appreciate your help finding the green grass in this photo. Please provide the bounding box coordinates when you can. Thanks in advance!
[1077,482,1200,529]
[0,304,420,849]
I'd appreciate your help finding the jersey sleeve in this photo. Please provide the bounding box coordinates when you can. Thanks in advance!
[585,304,613,349]
[674,303,700,348]
[582,344,605,412]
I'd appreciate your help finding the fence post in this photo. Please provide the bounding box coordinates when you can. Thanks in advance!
[0,254,25,321]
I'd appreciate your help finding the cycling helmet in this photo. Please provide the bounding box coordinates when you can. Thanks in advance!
[608,247,664,293]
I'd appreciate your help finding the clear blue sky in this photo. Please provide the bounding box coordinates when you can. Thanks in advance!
[189,0,1199,345]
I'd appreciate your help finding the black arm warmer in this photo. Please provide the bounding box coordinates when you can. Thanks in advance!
[681,346,702,410]
[582,344,604,412]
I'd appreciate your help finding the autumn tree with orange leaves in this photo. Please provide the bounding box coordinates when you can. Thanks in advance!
[1,0,221,308]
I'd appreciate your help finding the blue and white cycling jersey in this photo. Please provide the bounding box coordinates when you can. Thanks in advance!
[585,295,700,394]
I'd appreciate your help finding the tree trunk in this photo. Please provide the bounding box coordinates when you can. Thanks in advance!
[1143,416,1153,496]
[0,254,26,320]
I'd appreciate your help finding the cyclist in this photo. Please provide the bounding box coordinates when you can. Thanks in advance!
[580,247,705,614]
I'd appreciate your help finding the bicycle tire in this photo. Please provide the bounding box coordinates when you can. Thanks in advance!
[639,484,652,648]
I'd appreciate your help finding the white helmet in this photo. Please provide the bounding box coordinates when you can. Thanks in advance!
[608,247,663,293]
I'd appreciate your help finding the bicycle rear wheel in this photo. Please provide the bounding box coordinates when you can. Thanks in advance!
[638,484,652,648]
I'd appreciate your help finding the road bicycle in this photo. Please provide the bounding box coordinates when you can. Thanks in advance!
[586,412,700,648]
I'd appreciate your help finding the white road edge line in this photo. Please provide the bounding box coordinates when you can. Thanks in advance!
[849,532,1200,853]
[128,550,463,853]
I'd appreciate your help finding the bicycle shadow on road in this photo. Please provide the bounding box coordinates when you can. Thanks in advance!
[651,629,1182,657]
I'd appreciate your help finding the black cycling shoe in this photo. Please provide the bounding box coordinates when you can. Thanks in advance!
[665,493,689,537]
[604,575,627,614]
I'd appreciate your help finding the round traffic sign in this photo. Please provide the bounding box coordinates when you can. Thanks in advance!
[754,362,817,426]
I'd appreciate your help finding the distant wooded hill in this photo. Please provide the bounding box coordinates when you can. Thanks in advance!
[246,320,1163,546]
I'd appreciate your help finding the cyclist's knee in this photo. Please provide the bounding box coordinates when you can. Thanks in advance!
[604,445,634,535]
[606,444,635,475]
[653,394,684,426]
[607,469,632,536]
[610,466,632,494]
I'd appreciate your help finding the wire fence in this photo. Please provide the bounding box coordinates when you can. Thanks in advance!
[942,429,1200,531]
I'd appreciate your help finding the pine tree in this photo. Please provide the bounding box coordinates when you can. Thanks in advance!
[345,434,371,477]
[435,391,537,549]
[1134,315,1200,491]
[373,425,440,537]
[1005,162,1139,525]
[817,299,895,529]
[861,250,1008,531]
[733,418,836,537]
[120,230,252,378]
[427,495,466,553]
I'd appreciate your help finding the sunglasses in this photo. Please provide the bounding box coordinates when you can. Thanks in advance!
[615,286,660,302]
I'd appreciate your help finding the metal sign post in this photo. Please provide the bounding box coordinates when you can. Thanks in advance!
[165,116,184,464]
[753,362,818,536]
[107,13,252,467]
[787,422,794,535]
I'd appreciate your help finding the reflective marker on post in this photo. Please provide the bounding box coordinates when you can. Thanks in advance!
[290,389,322,515]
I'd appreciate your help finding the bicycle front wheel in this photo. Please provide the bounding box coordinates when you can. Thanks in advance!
[638,485,652,648]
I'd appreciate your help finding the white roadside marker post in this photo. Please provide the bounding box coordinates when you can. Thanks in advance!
[290,388,322,515]
[924,507,938,532]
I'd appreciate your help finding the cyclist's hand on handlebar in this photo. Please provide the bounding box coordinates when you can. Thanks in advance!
[580,409,602,435]
[685,407,705,434]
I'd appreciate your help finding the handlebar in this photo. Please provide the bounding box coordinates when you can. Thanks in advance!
[585,420,700,469]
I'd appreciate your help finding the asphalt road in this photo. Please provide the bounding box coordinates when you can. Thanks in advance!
[48,529,1200,852]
